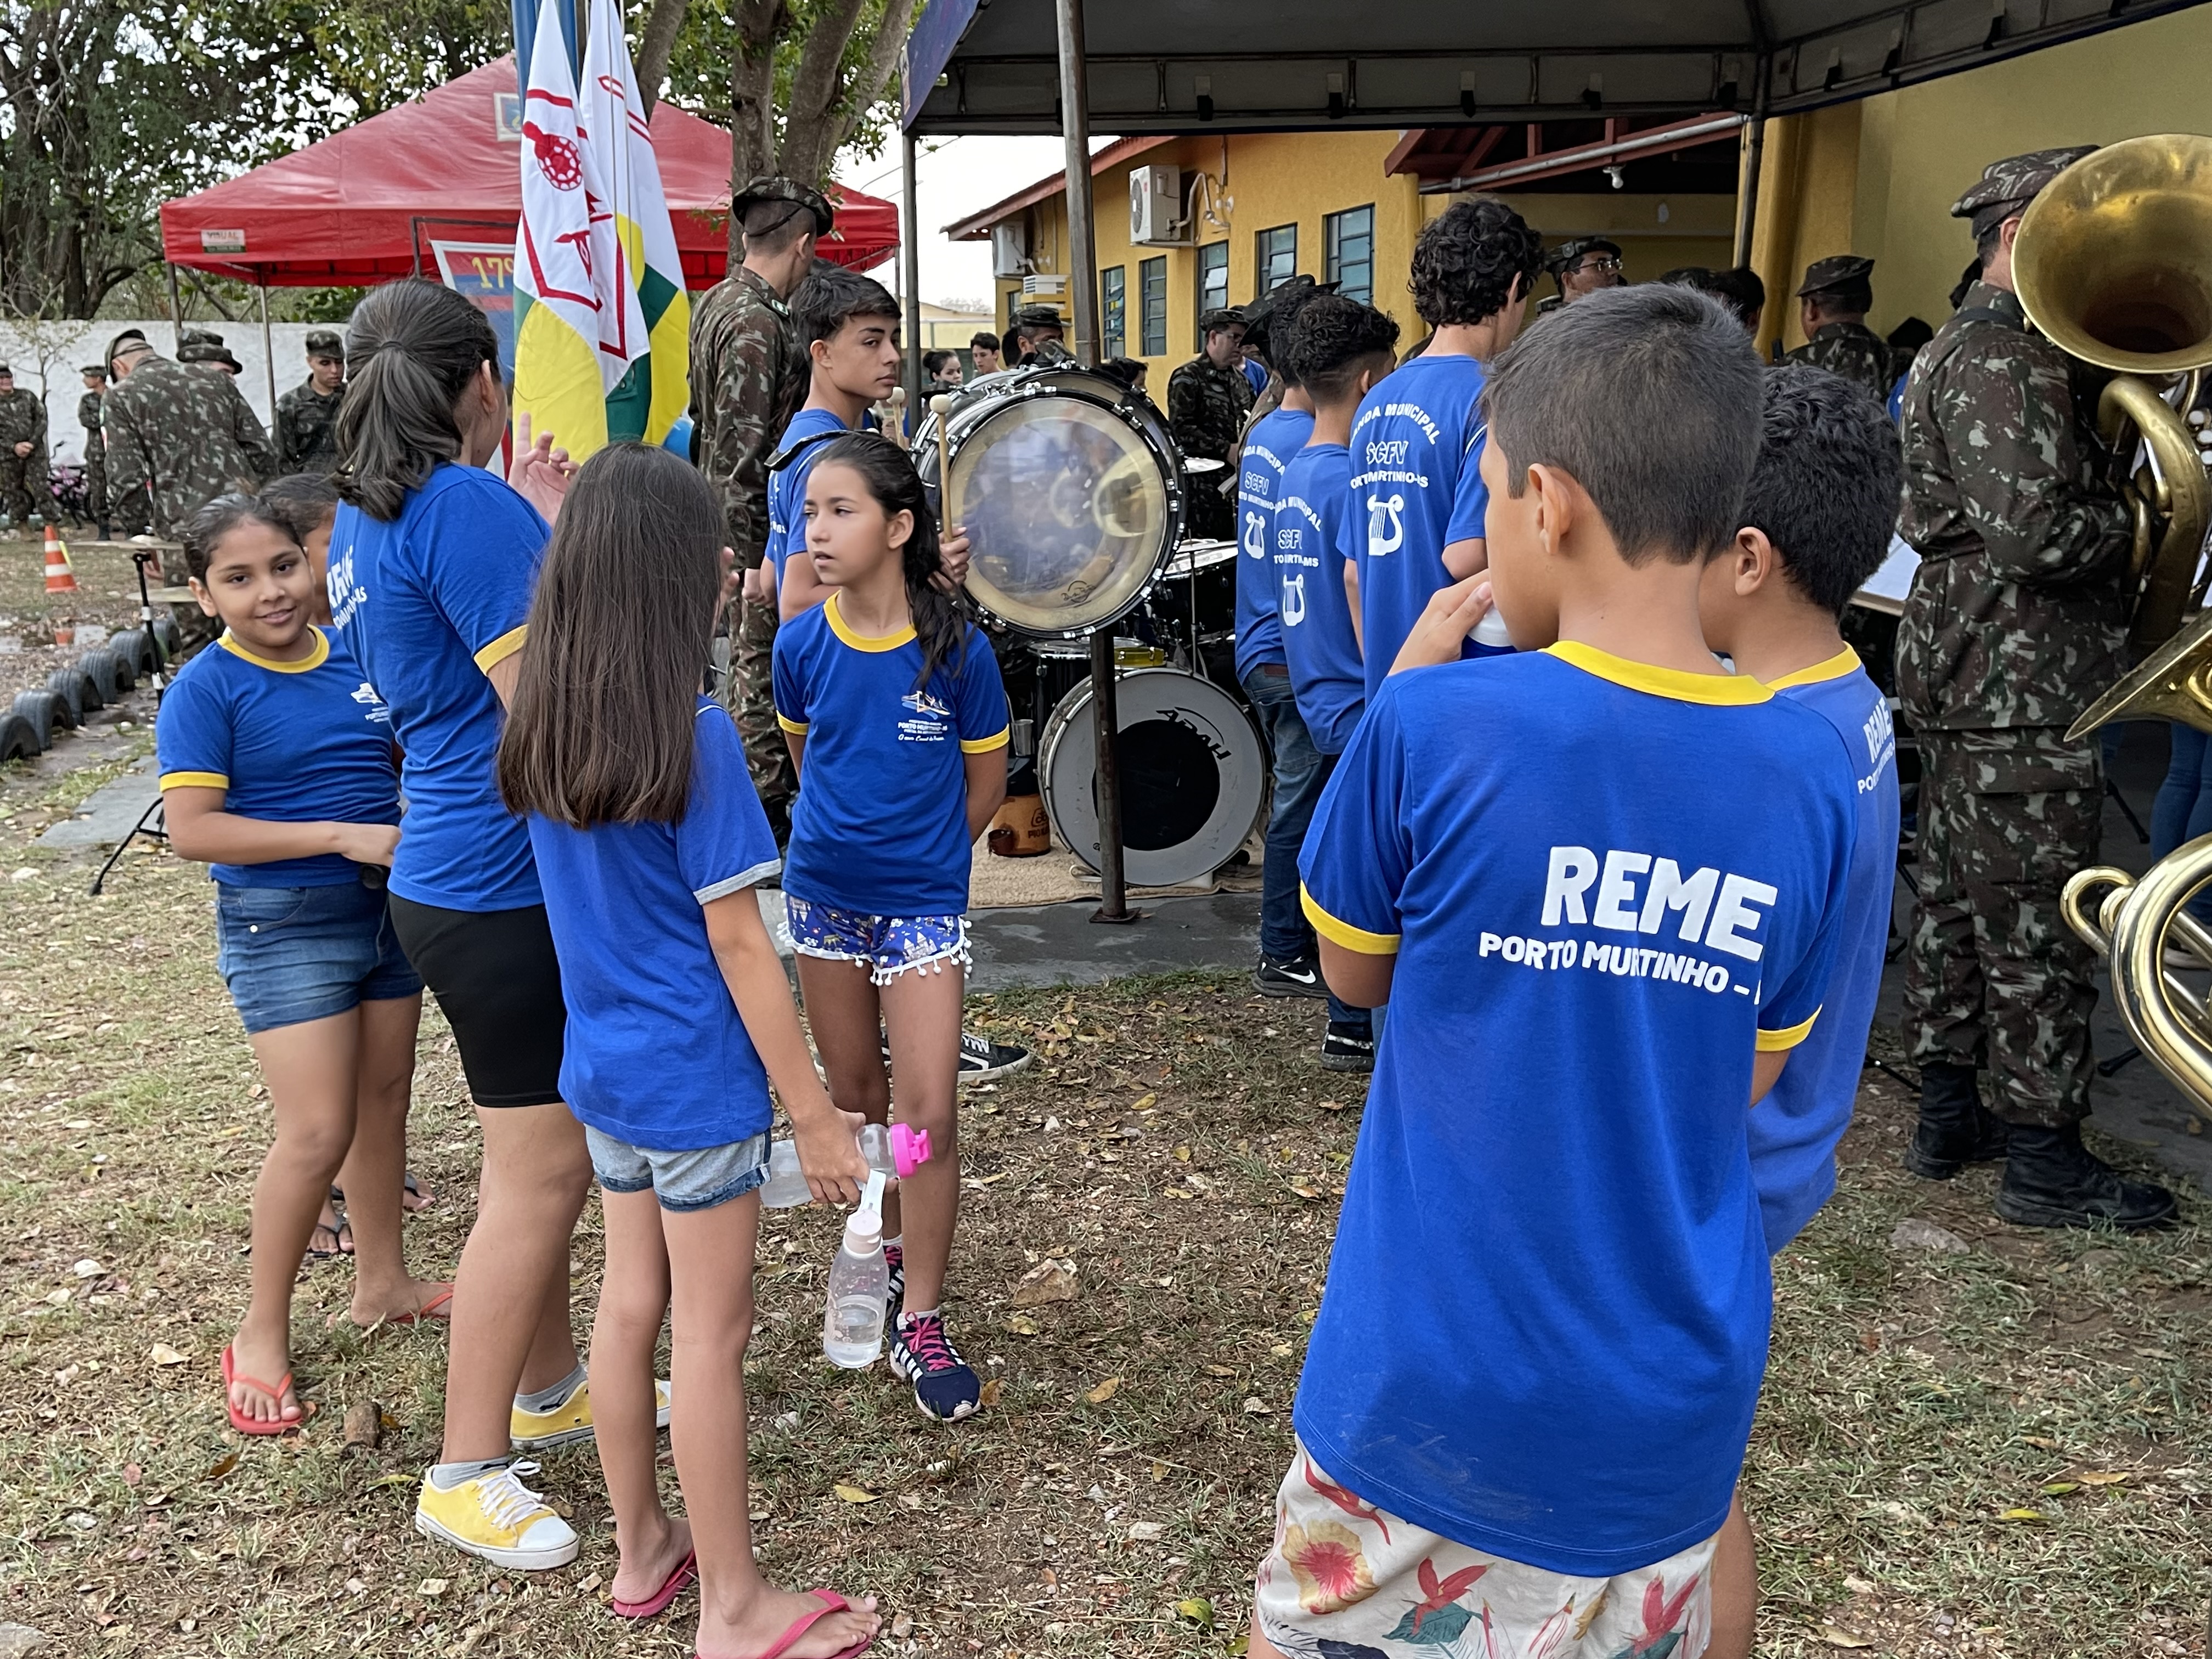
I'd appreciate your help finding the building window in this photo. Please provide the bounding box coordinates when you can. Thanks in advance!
[1256,224,1297,297]
[1101,266,1126,359]
[1140,256,1167,356]
[1196,242,1229,348]
[1325,205,1374,304]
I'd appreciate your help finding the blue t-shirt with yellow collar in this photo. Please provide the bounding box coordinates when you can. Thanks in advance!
[1752,646,1900,1251]
[767,407,851,591]
[772,592,1009,917]
[1294,642,1858,1576]
[155,625,398,888]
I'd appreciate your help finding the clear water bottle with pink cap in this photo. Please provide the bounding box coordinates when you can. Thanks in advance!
[758,1122,931,1209]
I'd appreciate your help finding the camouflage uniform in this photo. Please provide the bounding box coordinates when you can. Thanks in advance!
[77,377,106,529]
[692,177,830,832]
[1896,266,2132,1128]
[1786,321,1896,405]
[275,383,344,475]
[0,382,49,525]
[1167,309,1252,541]
[104,351,276,650]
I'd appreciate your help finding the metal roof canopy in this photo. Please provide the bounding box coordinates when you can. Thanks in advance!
[903,0,2207,134]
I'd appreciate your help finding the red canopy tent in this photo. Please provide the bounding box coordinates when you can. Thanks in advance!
[159,55,898,290]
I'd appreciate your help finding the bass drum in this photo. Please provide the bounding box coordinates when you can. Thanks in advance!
[1039,668,1265,888]
[915,365,1185,639]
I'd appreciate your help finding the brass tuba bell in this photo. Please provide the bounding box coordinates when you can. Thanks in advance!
[2015,134,2212,652]
[2041,138,2212,1121]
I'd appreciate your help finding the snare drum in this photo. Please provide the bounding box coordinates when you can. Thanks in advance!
[1039,667,1265,888]
[915,365,1186,639]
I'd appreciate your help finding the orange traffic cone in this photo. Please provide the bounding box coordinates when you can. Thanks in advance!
[43,526,77,595]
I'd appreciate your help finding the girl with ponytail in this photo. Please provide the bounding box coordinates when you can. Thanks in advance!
[771,431,1009,1425]
[326,278,597,1572]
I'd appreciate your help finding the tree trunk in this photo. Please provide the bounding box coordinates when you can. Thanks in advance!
[633,0,688,115]
[725,0,785,265]
[775,0,870,188]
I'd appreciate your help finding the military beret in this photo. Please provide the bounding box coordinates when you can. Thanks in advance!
[732,176,834,239]
[1198,306,1246,335]
[1545,236,1622,274]
[80,365,107,378]
[1797,255,1874,297]
[304,329,344,359]
[1951,146,2098,234]
[1012,303,1065,330]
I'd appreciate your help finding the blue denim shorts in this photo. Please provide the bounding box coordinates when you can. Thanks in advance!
[784,894,968,985]
[213,879,424,1035]
[584,1125,769,1212]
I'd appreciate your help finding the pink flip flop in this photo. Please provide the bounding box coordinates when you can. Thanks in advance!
[221,1345,303,1436]
[382,1286,455,1327]
[612,1549,696,1619]
[699,1589,874,1659]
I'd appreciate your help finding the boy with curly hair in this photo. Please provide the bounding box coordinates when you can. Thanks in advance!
[1344,196,1544,695]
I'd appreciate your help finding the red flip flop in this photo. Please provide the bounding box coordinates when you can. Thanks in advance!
[699,1589,874,1659]
[383,1286,455,1327]
[221,1345,302,1436]
[612,1549,696,1619]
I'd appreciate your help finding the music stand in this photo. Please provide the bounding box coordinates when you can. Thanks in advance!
[87,548,176,896]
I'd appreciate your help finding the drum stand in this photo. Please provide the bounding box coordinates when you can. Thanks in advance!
[1087,630,1138,924]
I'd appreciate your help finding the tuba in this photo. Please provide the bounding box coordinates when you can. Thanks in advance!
[2037,136,2212,1119]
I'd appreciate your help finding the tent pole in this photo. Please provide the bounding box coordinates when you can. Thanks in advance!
[901,126,924,442]
[259,282,277,433]
[166,264,183,350]
[1732,56,1771,269]
[1055,0,1130,925]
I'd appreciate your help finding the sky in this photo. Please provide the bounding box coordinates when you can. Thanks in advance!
[836,132,1114,311]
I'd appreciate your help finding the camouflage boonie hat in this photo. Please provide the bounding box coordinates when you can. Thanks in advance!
[0,365,11,377]
[179,341,243,372]
[80,365,107,379]
[304,329,344,360]
[731,176,834,240]
[1951,146,2098,237]
[1545,236,1621,275]
[1198,306,1246,335]
[1011,303,1064,330]
[1797,254,1874,297]
[180,328,225,348]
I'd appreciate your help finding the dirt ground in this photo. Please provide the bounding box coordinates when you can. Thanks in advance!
[0,743,2207,1657]
[0,534,173,705]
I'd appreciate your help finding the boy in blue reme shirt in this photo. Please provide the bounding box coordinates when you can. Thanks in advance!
[1692,363,1904,1659]
[1345,198,1543,699]
[1249,286,1860,1659]
[1270,295,1402,1074]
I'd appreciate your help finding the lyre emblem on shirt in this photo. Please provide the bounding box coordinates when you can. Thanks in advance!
[1282,572,1307,626]
[1242,509,1266,561]
[1365,492,1406,557]
[350,681,392,725]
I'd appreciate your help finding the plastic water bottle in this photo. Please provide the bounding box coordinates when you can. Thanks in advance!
[821,1203,889,1369]
[759,1122,932,1209]
[1468,607,1515,658]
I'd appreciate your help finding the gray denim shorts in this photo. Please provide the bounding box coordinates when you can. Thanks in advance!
[584,1126,770,1213]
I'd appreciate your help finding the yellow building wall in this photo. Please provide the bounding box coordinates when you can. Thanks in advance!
[992,130,1421,381]
[1755,7,2212,353]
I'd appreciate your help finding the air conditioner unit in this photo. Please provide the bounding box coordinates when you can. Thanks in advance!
[991,220,1028,279]
[1130,165,1183,245]
[1020,274,1068,299]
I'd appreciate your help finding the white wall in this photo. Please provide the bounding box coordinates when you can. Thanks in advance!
[0,320,334,465]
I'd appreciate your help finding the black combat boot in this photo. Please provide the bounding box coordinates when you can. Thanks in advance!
[1994,1124,2178,1231]
[1901,1060,2010,1180]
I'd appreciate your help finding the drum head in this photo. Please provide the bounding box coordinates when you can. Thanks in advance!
[928,369,1183,637]
[1039,668,1264,888]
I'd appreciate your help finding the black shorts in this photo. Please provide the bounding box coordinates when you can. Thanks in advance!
[388,895,567,1107]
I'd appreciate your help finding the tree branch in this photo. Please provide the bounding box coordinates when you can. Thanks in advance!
[822,0,921,168]
[633,0,687,115]
[776,0,870,187]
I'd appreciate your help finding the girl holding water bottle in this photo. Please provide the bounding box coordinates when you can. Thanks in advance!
[773,433,1008,1423]
[495,444,878,1659]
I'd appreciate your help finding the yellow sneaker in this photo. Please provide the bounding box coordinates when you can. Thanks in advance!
[509,1374,672,1451]
[413,1460,578,1570]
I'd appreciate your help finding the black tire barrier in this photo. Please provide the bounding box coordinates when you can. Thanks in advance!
[153,614,182,659]
[120,630,158,676]
[63,661,103,713]
[10,690,57,752]
[104,645,137,694]
[43,669,84,727]
[81,648,131,700]
[0,712,38,764]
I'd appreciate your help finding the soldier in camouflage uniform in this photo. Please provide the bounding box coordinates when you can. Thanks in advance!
[1896,146,2176,1230]
[77,367,109,537]
[275,329,346,476]
[104,333,276,651]
[0,366,49,529]
[690,176,830,837]
[1536,236,1625,317]
[1785,255,1896,405]
[1168,307,1252,540]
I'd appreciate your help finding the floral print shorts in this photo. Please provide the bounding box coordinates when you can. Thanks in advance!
[1255,1439,1718,1658]
[783,895,969,986]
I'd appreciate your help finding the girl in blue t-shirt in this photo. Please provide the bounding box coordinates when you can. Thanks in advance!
[773,433,1009,1423]
[156,495,447,1438]
[496,444,879,1658]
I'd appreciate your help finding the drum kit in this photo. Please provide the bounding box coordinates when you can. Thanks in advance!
[915,363,1267,889]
